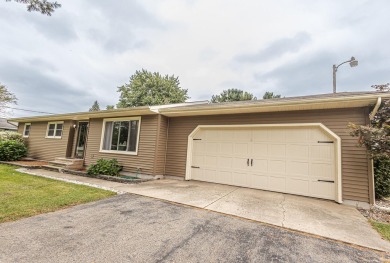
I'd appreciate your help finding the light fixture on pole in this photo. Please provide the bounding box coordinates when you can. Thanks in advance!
[332,56,358,93]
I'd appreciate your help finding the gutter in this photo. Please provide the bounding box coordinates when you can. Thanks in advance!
[369,97,381,120]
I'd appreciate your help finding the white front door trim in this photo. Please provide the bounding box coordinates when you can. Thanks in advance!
[185,123,342,203]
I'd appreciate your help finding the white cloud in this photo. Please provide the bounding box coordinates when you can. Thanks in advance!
[0,0,389,117]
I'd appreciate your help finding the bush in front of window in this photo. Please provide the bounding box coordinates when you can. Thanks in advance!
[87,158,122,177]
[0,131,25,143]
[0,140,28,161]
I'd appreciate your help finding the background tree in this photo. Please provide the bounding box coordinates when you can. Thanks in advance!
[106,105,115,110]
[6,0,61,15]
[117,69,189,108]
[0,83,17,112]
[349,83,390,198]
[211,89,256,103]
[263,91,281,99]
[89,100,100,112]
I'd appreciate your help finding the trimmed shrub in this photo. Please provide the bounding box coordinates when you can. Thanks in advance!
[0,140,28,161]
[374,157,390,198]
[0,131,24,143]
[87,158,122,177]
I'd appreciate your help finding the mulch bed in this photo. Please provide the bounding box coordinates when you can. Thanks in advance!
[359,198,390,224]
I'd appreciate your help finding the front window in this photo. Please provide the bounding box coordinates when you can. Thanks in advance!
[46,122,63,138]
[101,118,140,154]
[23,123,31,137]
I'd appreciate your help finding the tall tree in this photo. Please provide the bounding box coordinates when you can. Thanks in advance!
[117,69,189,108]
[0,83,17,112]
[211,89,256,103]
[89,100,100,112]
[263,91,281,99]
[6,0,61,15]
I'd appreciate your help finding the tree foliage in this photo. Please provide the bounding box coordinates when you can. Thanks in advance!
[0,83,17,112]
[6,0,61,16]
[89,100,100,112]
[117,69,189,108]
[349,83,390,198]
[349,84,390,159]
[263,91,281,99]
[211,89,256,103]
[106,105,115,110]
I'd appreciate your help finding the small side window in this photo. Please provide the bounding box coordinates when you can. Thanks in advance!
[23,123,31,138]
[46,122,64,139]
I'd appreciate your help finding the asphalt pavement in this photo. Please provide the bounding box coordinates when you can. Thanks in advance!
[0,194,387,263]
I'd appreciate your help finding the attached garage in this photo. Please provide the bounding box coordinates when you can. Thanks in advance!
[186,124,341,202]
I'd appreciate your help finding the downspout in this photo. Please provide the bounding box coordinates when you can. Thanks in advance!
[369,97,381,120]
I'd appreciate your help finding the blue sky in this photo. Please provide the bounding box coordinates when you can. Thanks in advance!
[0,0,389,117]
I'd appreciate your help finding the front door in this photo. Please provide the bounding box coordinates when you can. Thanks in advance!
[75,122,89,159]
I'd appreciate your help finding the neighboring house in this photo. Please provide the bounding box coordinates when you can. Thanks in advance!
[9,91,390,207]
[0,118,17,131]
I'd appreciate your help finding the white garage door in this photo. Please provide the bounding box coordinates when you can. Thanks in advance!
[189,125,338,200]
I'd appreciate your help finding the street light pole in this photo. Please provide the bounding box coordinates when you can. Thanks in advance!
[332,56,358,93]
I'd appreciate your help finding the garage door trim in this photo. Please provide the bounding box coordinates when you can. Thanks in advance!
[185,123,342,203]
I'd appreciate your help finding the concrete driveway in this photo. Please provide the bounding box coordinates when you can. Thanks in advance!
[19,169,390,252]
[0,194,387,263]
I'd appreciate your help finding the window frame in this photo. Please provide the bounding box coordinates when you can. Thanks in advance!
[99,117,141,156]
[23,123,31,138]
[45,121,64,139]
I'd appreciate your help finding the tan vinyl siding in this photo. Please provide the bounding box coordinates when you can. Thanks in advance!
[165,107,370,203]
[18,121,72,161]
[153,115,168,176]
[84,115,159,175]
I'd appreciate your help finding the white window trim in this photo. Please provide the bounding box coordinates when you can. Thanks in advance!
[45,121,64,139]
[99,117,141,156]
[23,123,31,138]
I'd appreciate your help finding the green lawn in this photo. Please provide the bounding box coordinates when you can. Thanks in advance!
[371,220,390,242]
[0,165,116,223]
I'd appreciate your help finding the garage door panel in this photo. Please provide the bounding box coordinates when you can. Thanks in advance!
[232,157,249,170]
[286,144,309,160]
[286,178,309,195]
[310,128,333,142]
[252,129,268,142]
[232,171,250,187]
[269,176,286,192]
[216,171,233,184]
[310,163,334,179]
[269,144,286,158]
[219,130,235,141]
[218,156,233,168]
[234,130,252,142]
[220,142,233,155]
[252,143,268,157]
[251,158,268,172]
[193,141,205,153]
[204,156,217,168]
[310,181,335,199]
[206,142,218,154]
[251,173,268,189]
[269,160,286,175]
[234,143,250,157]
[268,129,286,142]
[192,155,203,166]
[310,145,333,161]
[190,125,337,201]
[286,161,309,177]
[286,128,309,142]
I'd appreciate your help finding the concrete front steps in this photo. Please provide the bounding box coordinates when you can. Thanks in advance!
[44,158,84,171]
